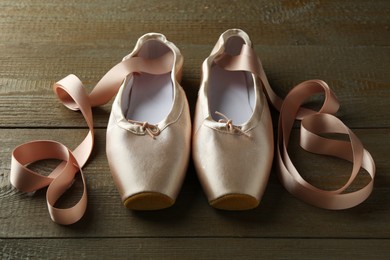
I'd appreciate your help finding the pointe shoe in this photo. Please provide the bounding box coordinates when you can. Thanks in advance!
[192,29,274,210]
[106,33,191,210]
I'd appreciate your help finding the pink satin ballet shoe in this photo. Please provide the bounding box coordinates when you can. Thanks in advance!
[10,33,191,224]
[106,33,191,210]
[192,29,274,210]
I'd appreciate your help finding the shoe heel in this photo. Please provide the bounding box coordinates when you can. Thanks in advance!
[176,64,183,83]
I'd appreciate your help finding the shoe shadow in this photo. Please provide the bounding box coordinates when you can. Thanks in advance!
[211,170,288,226]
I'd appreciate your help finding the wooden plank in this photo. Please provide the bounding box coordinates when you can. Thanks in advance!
[1,238,389,259]
[1,129,388,238]
[0,0,389,46]
[0,45,389,128]
[1,0,389,258]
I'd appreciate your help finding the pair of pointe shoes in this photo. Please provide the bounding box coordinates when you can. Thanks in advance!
[10,28,375,225]
[107,29,273,211]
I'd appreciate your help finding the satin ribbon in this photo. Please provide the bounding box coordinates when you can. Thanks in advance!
[10,52,174,225]
[216,45,375,210]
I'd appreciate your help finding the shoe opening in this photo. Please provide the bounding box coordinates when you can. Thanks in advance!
[209,36,255,125]
[137,39,172,59]
[121,39,174,125]
[225,36,245,56]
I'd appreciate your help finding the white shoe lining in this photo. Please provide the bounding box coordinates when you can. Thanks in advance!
[121,39,174,124]
[209,66,254,125]
[123,72,173,125]
[209,35,255,125]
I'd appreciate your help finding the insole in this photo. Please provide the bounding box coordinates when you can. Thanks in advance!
[125,72,173,124]
[209,65,254,125]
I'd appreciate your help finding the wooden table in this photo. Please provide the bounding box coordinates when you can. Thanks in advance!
[1,0,389,258]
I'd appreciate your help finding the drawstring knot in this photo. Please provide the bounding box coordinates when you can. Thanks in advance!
[127,120,160,139]
[215,111,250,137]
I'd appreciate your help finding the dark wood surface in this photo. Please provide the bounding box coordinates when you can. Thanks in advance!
[1,0,389,259]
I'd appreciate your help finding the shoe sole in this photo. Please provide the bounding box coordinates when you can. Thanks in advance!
[210,193,259,210]
[124,192,174,210]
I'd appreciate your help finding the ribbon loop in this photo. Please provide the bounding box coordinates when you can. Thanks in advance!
[276,80,375,209]
[10,52,175,224]
[216,44,375,209]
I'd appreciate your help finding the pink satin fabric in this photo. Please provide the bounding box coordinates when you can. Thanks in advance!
[10,52,174,225]
[216,44,375,210]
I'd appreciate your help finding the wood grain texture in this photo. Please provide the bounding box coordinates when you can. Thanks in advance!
[0,45,389,128]
[1,0,389,46]
[1,129,388,238]
[1,238,389,260]
[1,0,389,258]
[0,0,389,128]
